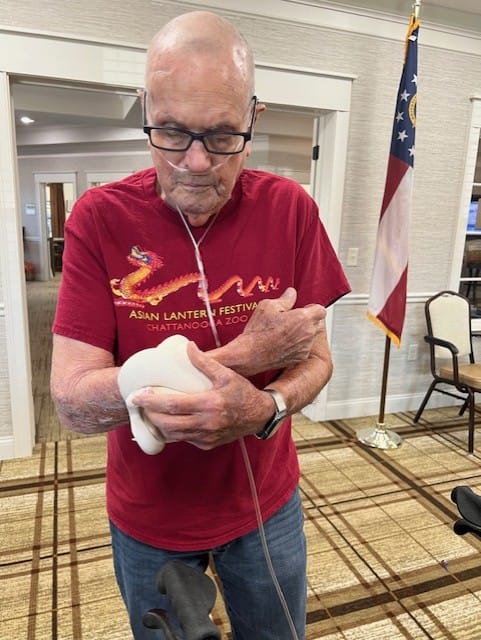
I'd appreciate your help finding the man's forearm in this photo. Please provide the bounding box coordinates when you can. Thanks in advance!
[51,334,129,434]
[267,350,333,417]
[51,307,331,436]
[52,365,128,434]
[209,299,328,378]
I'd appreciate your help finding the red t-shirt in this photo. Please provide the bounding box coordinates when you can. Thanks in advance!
[53,167,350,550]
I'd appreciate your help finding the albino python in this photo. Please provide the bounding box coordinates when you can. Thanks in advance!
[118,334,212,455]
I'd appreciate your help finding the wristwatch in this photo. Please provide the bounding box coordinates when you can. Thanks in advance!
[255,388,288,440]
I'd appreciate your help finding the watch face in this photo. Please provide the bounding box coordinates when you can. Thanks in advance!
[259,418,284,439]
[269,416,285,432]
[256,415,286,440]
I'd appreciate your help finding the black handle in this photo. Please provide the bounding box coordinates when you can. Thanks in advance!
[142,608,178,639]
[157,560,221,640]
[453,517,481,538]
[451,486,481,539]
[451,486,481,527]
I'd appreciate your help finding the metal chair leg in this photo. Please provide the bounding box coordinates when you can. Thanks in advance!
[413,380,437,423]
[459,396,469,417]
[468,391,475,454]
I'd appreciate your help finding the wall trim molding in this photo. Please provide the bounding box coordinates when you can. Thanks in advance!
[337,292,437,305]
[3,0,481,58]
[322,390,456,421]
[153,0,481,55]
[18,150,151,160]
[0,24,146,52]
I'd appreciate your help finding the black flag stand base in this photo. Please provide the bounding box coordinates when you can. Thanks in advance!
[357,335,403,450]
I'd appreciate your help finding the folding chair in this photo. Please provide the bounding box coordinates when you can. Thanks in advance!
[413,290,481,453]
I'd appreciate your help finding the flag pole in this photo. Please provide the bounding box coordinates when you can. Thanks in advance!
[357,335,402,448]
[359,3,421,449]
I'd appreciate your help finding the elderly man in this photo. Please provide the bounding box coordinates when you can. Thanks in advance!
[51,10,350,640]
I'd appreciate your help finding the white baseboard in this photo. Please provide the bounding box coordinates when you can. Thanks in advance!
[303,393,459,422]
[0,435,15,460]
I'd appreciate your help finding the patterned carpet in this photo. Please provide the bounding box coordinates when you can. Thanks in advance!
[4,410,481,638]
[2,278,481,639]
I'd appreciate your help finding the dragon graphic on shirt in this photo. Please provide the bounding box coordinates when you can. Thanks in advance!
[110,246,280,308]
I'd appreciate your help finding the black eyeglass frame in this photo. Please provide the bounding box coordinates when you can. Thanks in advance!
[142,94,258,156]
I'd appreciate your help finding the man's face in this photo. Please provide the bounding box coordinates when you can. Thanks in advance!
[145,55,257,226]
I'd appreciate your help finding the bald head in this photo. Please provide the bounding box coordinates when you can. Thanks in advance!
[142,12,263,223]
[145,11,255,98]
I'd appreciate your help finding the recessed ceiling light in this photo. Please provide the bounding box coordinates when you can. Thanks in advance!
[20,116,35,125]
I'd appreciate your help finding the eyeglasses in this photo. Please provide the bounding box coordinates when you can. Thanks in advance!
[143,95,258,156]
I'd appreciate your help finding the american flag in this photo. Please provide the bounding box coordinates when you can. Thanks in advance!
[367,13,420,347]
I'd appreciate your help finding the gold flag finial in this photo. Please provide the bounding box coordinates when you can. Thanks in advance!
[413,0,421,20]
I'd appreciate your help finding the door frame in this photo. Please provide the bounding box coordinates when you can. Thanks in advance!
[450,95,481,330]
[0,30,354,457]
[0,71,36,458]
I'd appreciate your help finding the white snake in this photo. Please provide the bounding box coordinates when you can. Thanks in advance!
[117,335,212,454]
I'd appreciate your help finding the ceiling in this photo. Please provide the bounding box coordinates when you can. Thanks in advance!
[14,82,141,130]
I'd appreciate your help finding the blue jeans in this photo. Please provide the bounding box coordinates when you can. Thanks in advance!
[110,488,306,640]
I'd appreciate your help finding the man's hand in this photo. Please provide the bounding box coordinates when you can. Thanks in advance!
[212,287,327,377]
[131,342,274,450]
[51,289,330,440]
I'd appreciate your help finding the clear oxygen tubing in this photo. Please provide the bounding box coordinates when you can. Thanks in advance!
[160,149,231,174]
[175,204,221,348]
[175,203,300,640]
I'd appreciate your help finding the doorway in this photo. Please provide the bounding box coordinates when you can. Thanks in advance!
[34,173,77,280]
[15,80,322,447]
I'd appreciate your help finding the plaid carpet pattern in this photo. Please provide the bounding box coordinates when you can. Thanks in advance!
[3,277,481,638]
[2,409,481,639]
